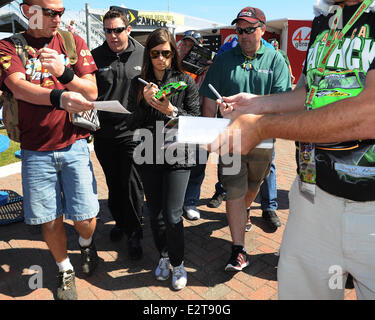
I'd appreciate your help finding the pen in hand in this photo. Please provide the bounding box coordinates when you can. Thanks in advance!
[138,78,149,86]
[208,83,228,110]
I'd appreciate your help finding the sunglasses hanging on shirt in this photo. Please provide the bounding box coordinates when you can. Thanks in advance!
[241,53,257,71]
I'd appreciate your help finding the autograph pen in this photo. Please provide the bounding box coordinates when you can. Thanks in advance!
[208,83,228,110]
[138,78,149,86]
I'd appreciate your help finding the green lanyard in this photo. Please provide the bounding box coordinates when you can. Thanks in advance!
[305,0,374,108]
[299,0,374,202]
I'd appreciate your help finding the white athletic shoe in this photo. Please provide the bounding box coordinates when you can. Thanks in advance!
[172,262,187,290]
[155,257,171,281]
[184,206,200,220]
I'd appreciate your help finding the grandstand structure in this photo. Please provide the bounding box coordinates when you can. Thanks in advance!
[0,1,223,49]
[0,1,106,49]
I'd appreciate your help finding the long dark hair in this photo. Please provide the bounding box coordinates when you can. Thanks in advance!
[137,28,183,103]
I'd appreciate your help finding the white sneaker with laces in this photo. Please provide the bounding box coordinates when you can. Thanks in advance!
[184,206,200,220]
[155,257,171,281]
[172,262,187,290]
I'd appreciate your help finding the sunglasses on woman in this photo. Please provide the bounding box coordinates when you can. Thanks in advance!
[150,50,174,59]
[103,27,127,34]
[236,26,261,35]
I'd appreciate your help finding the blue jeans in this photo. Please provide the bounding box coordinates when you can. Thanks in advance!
[21,139,99,225]
[184,163,206,206]
[259,151,278,211]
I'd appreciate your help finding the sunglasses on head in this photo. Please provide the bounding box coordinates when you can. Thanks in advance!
[183,30,202,40]
[41,7,65,17]
[103,26,127,34]
[150,50,174,59]
[236,26,260,35]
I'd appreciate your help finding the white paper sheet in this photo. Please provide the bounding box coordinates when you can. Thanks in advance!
[93,101,130,114]
[163,116,273,149]
[178,116,230,144]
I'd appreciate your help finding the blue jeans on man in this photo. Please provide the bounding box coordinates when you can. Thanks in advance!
[259,151,281,228]
[184,163,206,207]
[260,151,277,212]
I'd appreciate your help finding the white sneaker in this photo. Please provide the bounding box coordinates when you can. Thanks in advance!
[172,262,187,290]
[184,206,200,220]
[155,257,171,281]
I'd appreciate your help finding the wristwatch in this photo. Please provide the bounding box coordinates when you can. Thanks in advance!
[171,106,178,118]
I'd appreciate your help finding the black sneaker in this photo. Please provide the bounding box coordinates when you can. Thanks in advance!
[80,241,98,276]
[56,269,77,300]
[245,209,252,232]
[110,226,124,242]
[128,232,143,260]
[207,191,226,208]
[262,210,281,228]
[225,246,249,272]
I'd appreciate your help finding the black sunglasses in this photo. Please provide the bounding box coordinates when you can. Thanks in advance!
[183,30,202,40]
[42,7,65,17]
[236,26,261,35]
[150,50,174,59]
[19,4,65,18]
[103,27,127,34]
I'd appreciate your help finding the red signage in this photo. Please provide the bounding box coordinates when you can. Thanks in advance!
[287,20,312,83]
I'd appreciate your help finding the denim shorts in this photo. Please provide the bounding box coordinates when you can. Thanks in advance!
[21,139,99,225]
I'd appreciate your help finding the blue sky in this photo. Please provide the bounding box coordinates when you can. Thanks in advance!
[63,0,317,25]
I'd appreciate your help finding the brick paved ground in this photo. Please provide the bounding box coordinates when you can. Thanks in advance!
[0,139,356,300]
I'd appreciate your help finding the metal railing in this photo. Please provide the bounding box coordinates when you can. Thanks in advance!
[0,0,28,33]
[0,2,145,50]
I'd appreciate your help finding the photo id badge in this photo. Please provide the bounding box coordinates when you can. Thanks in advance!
[298,142,316,203]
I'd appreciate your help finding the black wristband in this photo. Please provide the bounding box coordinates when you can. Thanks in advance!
[50,89,67,109]
[57,66,75,84]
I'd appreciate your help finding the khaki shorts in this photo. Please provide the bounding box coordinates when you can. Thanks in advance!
[220,148,274,200]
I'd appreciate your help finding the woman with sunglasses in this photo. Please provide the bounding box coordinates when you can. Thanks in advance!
[127,28,200,290]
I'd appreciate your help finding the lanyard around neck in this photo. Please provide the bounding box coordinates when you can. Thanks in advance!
[318,0,373,71]
[306,0,374,107]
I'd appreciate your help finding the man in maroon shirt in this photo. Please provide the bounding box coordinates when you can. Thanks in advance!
[0,0,99,300]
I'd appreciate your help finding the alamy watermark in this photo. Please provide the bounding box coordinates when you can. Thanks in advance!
[24,5,44,30]
[328,265,344,290]
[132,121,242,176]
[27,265,43,290]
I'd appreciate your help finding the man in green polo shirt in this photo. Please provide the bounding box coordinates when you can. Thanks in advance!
[200,6,291,272]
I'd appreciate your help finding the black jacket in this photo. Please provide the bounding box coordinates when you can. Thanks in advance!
[91,38,144,139]
[127,69,201,169]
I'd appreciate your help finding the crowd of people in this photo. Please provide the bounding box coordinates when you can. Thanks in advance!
[0,0,374,301]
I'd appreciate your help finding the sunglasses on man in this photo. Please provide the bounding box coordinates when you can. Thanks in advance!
[42,7,65,17]
[183,30,202,40]
[19,4,65,18]
[150,50,174,59]
[236,26,261,35]
[103,26,128,34]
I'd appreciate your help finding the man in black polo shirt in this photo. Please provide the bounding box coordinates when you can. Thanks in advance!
[213,0,375,299]
[92,9,144,260]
